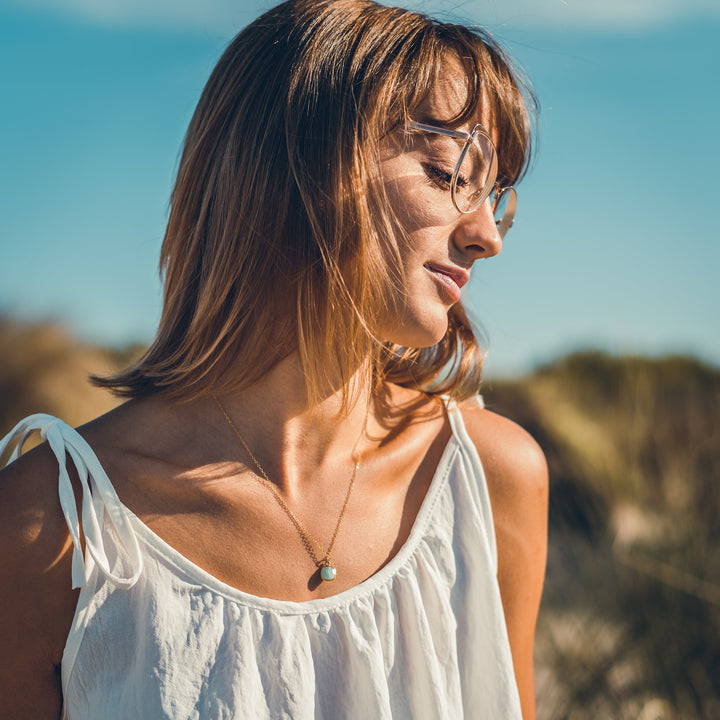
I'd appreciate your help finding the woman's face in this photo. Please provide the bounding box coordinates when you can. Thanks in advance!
[376,66,503,348]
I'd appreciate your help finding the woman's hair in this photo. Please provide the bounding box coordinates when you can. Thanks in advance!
[94,0,536,404]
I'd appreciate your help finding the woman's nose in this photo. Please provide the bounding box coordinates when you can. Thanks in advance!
[452,199,503,259]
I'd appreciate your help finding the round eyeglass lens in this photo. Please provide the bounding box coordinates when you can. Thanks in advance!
[493,186,517,239]
[453,132,497,213]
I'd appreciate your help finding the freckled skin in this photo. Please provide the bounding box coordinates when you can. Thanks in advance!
[377,66,503,347]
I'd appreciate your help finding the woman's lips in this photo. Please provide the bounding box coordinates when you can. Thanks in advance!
[424,263,470,303]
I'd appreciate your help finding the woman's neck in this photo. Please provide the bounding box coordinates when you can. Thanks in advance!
[211,353,374,492]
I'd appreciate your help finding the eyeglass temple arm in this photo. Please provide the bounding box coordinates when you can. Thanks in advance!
[405,121,470,141]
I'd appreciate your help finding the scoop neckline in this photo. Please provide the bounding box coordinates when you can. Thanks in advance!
[124,432,459,615]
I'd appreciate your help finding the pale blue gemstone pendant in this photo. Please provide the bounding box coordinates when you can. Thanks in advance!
[320,564,337,581]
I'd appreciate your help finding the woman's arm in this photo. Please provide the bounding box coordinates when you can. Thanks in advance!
[0,444,79,719]
[461,405,549,720]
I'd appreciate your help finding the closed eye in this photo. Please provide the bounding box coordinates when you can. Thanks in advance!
[421,163,469,191]
[422,163,451,189]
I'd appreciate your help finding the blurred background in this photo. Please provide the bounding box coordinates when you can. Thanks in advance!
[0,0,718,717]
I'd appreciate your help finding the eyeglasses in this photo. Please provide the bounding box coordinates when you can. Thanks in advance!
[405,121,517,238]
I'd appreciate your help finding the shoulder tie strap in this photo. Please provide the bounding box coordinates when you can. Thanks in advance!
[443,394,498,574]
[0,414,143,589]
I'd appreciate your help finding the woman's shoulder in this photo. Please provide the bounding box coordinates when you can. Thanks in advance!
[0,434,75,558]
[456,399,548,575]
[0,403,138,588]
[457,401,548,718]
[0,403,134,519]
[457,399,548,501]
[0,431,81,714]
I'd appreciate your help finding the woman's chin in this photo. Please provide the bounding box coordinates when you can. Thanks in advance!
[381,314,450,349]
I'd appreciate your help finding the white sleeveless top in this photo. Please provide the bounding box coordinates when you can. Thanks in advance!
[1,402,522,720]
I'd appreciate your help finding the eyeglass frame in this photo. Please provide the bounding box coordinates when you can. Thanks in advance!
[405,121,517,236]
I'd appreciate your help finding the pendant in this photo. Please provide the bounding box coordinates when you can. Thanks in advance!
[320,564,337,581]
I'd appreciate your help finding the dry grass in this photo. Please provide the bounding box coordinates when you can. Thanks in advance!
[484,351,720,720]
[0,318,139,454]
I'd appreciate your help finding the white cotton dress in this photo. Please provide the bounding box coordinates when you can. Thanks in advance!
[0,400,522,720]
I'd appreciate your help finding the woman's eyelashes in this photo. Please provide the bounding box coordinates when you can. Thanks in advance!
[422,162,452,190]
[421,161,469,191]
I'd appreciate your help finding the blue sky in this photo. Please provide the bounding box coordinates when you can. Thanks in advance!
[1,0,718,377]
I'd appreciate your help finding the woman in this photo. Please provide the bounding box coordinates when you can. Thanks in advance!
[0,0,547,718]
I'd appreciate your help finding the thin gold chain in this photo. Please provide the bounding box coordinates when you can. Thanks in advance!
[213,395,362,569]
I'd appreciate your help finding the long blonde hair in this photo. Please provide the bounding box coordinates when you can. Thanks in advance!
[94,0,536,404]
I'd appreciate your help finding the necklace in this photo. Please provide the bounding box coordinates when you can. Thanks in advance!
[213,395,363,582]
